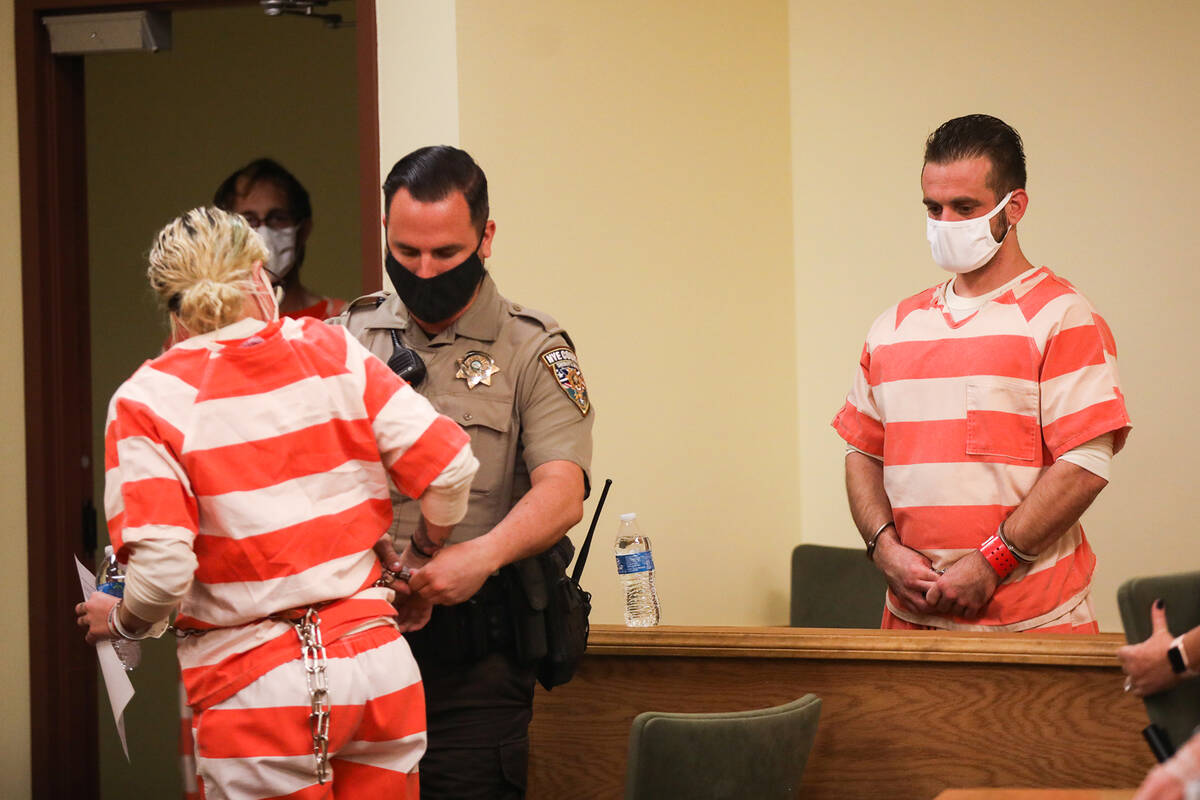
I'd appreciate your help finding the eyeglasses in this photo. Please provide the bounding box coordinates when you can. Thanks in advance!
[239,210,297,230]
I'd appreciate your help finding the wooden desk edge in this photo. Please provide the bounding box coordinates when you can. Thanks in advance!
[933,790,1137,799]
[586,625,1126,667]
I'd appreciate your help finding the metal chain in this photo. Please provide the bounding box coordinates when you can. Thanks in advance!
[296,608,332,785]
[170,605,334,783]
[165,623,207,639]
[168,605,334,785]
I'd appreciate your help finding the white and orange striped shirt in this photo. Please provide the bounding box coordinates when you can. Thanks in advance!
[833,267,1131,630]
[105,315,477,711]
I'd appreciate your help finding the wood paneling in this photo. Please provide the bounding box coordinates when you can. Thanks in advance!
[529,626,1154,800]
[15,2,96,795]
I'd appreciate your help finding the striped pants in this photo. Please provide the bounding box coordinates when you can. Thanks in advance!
[191,624,425,799]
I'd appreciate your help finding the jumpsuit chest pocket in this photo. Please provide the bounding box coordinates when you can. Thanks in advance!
[433,392,515,495]
[964,378,1039,461]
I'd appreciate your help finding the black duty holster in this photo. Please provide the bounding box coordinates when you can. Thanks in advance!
[404,536,590,690]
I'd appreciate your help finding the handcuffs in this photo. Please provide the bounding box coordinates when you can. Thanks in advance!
[374,565,414,587]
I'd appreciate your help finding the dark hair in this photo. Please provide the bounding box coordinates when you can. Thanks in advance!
[213,158,312,222]
[924,114,1027,200]
[382,146,489,234]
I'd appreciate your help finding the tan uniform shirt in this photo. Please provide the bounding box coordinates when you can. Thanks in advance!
[332,274,594,546]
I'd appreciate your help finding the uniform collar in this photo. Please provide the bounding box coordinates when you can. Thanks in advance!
[383,273,504,344]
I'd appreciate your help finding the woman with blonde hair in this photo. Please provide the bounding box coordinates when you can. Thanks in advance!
[75,206,477,798]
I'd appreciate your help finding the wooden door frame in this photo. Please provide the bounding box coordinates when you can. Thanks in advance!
[15,1,379,795]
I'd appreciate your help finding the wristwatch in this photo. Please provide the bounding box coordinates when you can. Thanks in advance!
[1168,635,1190,675]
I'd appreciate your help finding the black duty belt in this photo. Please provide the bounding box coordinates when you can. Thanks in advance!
[405,572,518,665]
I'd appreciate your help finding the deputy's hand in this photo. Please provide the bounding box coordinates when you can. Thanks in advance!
[409,538,496,606]
[926,551,999,619]
[1133,765,1185,800]
[873,529,940,615]
[74,592,119,645]
[1118,600,1181,697]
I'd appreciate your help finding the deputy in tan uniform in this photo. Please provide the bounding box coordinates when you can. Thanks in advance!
[333,145,593,800]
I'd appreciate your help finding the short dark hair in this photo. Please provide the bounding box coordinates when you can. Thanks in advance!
[382,146,489,234]
[924,114,1027,200]
[213,158,312,222]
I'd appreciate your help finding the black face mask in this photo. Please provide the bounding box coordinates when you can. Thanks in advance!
[385,243,486,325]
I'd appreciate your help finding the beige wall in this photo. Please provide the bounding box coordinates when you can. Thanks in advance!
[376,1,459,161]
[379,1,799,626]
[451,0,799,625]
[0,4,31,797]
[791,0,1200,631]
[375,0,461,294]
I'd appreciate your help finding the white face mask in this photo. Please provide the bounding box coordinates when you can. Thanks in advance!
[257,225,299,281]
[926,191,1013,274]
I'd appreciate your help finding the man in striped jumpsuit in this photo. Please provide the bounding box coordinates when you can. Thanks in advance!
[834,114,1131,633]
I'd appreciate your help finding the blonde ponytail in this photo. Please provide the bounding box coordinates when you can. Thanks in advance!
[148,207,269,335]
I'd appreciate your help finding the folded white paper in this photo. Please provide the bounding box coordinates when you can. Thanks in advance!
[75,555,133,761]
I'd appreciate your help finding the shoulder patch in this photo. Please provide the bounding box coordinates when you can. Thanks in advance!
[540,346,590,416]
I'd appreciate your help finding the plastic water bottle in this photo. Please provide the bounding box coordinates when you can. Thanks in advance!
[95,546,141,671]
[614,513,660,627]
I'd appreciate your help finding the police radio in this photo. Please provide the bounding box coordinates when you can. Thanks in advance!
[387,329,427,387]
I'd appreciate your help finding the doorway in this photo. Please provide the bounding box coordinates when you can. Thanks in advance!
[15,1,380,796]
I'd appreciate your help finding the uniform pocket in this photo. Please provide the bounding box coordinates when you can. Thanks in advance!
[434,393,514,495]
[965,378,1039,461]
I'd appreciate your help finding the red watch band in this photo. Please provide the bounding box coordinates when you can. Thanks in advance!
[980,534,1019,579]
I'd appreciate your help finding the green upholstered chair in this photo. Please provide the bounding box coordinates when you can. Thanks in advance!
[790,544,888,628]
[1118,570,1200,752]
[624,694,822,800]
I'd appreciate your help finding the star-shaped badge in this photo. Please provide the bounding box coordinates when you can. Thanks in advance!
[456,351,501,389]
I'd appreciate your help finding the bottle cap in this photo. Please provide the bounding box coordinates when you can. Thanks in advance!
[620,512,637,521]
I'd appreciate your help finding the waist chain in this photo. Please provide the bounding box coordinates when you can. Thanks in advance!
[172,605,334,784]
[296,608,332,785]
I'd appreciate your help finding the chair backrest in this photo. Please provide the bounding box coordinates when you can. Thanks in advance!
[624,694,822,800]
[790,544,888,628]
[1117,570,1200,751]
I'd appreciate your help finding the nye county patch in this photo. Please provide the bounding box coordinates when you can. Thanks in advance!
[540,346,590,416]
